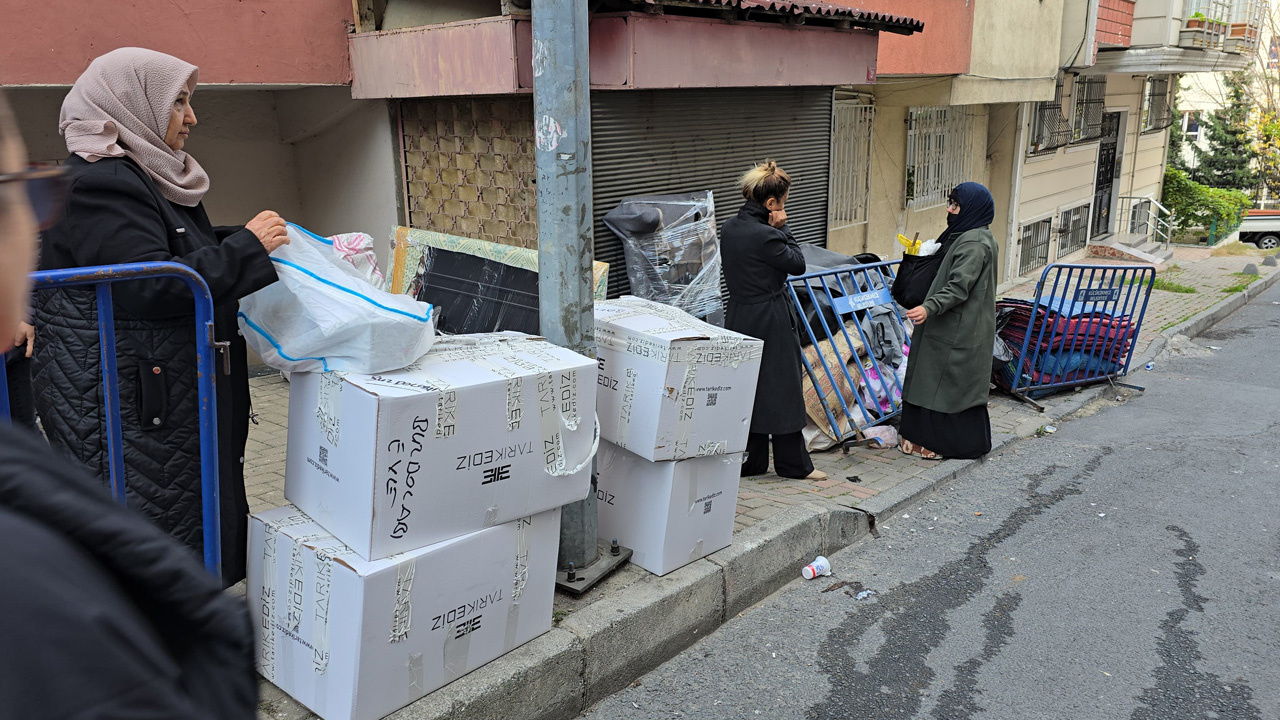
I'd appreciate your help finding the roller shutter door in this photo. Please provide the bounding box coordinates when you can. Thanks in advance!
[591,87,833,298]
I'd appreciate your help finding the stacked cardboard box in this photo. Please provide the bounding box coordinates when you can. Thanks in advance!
[593,297,764,576]
[248,334,596,720]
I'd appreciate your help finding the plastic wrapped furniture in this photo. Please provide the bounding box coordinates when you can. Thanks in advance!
[602,191,724,325]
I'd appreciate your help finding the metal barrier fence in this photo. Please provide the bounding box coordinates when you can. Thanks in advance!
[998,263,1155,410]
[0,262,223,577]
[786,259,909,445]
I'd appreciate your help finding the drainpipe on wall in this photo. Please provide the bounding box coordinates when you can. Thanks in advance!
[1006,103,1031,284]
[532,0,631,593]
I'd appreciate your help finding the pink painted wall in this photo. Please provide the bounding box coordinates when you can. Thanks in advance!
[351,18,520,99]
[830,0,973,76]
[1,0,352,86]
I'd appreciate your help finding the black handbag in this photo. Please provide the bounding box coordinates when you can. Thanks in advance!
[891,251,945,308]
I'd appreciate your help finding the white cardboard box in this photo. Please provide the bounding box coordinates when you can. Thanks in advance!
[595,441,742,576]
[285,333,595,561]
[594,297,763,462]
[248,505,558,720]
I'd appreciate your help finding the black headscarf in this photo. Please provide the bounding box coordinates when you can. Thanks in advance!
[936,182,995,248]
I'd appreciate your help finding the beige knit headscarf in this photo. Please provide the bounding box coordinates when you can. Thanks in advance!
[59,47,210,207]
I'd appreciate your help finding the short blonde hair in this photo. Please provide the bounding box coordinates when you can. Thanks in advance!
[739,159,791,204]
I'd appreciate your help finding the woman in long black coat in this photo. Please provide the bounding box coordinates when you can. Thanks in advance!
[33,48,287,584]
[721,160,826,480]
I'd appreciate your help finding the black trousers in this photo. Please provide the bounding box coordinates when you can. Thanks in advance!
[742,431,813,479]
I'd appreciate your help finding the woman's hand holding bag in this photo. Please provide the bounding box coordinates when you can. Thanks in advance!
[246,210,289,253]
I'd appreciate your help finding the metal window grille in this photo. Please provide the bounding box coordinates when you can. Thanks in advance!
[1128,199,1153,234]
[1071,76,1107,142]
[829,100,875,229]
[1057,204,1090,257]
[1030,78,1073,154]
[1019,218,1053,276]
[905,106,975,210]
[1141,77,1173,132]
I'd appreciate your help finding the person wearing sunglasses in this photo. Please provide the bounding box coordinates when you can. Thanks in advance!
[898,183,999,460]
[0,91,259,720]
[31,47,287,586]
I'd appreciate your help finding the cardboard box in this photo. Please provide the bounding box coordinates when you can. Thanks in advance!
[248,505,558,720]
[285,333,595,560]
[594,297,763,462]
[595,441,742,576]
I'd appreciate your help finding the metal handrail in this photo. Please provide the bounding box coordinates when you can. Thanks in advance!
[1118,195,1176,250]
[0,262,222,578]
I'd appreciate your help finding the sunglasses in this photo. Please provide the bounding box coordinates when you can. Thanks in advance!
[0,165,70,231]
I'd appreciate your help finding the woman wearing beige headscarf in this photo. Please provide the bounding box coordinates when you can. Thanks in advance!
[34,47,286,585]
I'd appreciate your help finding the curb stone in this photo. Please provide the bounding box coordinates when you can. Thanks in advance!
[259,267,1280,720]
[1158,266,1280,351]
[857,261,1280,530]
[383,504,872,720]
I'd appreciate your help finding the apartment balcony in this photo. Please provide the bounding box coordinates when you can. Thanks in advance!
[1224,0,1265,53]
[1088,0,1254,73]
[1177,0,1262,53]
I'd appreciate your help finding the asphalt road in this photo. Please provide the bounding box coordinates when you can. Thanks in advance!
[579,282,1280,720]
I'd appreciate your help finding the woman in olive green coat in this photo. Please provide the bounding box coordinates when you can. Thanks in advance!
[899,183,998,459]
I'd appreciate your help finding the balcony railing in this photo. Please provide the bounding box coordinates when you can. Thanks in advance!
[1224,0,1265,53]
[1179,0,1262,53]
[1179,0,1230,50]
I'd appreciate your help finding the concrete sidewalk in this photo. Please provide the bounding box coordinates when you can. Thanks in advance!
[250,244,1280,720]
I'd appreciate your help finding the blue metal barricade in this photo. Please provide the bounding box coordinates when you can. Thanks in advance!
[999,263,1155,410]
[786,259,910,445]
[0,262,222,577]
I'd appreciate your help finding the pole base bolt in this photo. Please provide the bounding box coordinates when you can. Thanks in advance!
[566,562,577,582]
[610,538,620,556]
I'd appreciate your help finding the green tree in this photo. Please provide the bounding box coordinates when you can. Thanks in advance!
[1167,79,1191,174]
[1194,72,1258,190]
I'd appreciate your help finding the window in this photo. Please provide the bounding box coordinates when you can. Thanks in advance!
[829,100,875,228]
[905,106,975,210]
[1019,217,1053,276]
[1071,76,1107,142]
[1269,37,1279,69]
[1183,111,1202,141]
[1128,199,1153,235]
[1029,78,1073,155]
[1057,204,1090,257]
[1141,76,1173,132]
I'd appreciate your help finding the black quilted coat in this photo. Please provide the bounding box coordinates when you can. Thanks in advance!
[33,155,277,584]
[0,422,258,718]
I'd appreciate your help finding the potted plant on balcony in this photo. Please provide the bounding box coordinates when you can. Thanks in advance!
[1181,12,1209,47]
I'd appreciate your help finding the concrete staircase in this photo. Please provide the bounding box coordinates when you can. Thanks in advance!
[1087,232,1173,265]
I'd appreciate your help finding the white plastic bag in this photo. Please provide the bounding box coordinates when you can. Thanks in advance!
[328,232,386,288]
[238,224,435,374]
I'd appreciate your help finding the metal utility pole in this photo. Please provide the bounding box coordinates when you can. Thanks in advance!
[532,0,629,593]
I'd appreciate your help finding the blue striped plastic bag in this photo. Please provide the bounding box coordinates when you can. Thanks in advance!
[238,224,435,373]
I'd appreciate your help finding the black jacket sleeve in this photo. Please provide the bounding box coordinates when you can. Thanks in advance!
[65,173,275,316]
[759,224,807,276]
[213,225,245,241]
